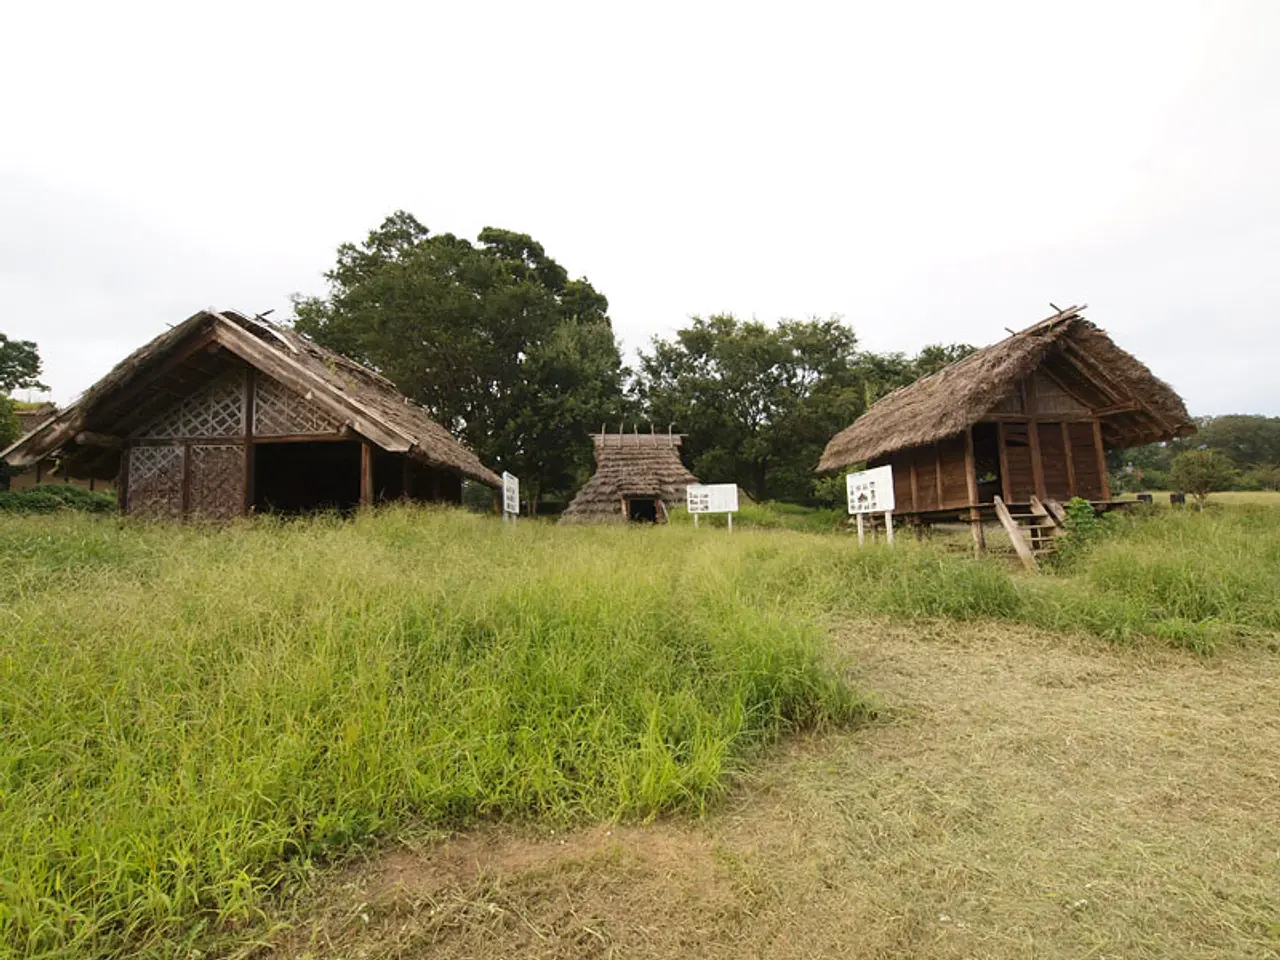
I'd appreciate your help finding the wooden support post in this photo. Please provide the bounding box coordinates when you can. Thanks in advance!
[934,443,944,507]
[1024,378,1047,502]
[1092,418,1111,501]
[243,367,256,515]
[727,513,733,533]
[1060,421,1077,499]
[181,441,192,518]
[909,456,919,512]
[997,421,1012,503]
[884,511,894,547]
[1028,422,1047,502]
[360,440,374,508]
[117,444,130,514]
[964,427,985,556]
[856,513,865,546]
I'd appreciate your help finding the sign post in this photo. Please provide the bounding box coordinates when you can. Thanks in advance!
[686,484,739,531]
[846,465,895,547]
[502,471,520,526]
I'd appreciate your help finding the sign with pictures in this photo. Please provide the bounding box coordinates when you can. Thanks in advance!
[846,465,895,515]
[686,483,739,514]
[502,471,520,515]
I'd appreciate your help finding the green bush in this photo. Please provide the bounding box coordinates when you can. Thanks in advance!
[0,483,116,514]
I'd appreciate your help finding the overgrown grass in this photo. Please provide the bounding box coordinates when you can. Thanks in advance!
[0,509,862,959]
[2,503,1278,957]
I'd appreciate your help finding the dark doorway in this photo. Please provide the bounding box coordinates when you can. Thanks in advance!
[628,498,658,522]
[971,422,1002,503]
[253,441,361,514]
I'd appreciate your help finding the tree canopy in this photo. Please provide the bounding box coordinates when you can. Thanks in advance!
[633,314,973,501]
[0,334,46,452]
[293,212,626,512]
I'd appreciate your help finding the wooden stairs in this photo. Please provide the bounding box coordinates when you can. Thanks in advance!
[993,495,1067,571]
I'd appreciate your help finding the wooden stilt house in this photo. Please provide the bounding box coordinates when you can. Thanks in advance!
[817,306,1195,556]
[1,309,500,518]
[560,428,698,523]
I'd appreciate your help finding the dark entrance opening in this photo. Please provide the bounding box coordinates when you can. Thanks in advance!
[253,441,361,514]
[971,422,1002,503]
[627,498,658,522]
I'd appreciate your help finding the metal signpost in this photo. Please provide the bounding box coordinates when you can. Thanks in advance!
[686,483,740,531]
[502,471,520,526]
[845,465,895,546]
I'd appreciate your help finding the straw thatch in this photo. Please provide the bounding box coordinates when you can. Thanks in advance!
[817,306,1195,471]
[2,309,500,487]
[560,431,698,523]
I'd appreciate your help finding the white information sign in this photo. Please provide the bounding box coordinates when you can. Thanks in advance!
[502,471,520,516]
[846,465,895,515]
[686,484,739,514]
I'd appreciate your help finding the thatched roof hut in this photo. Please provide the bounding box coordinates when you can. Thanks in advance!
[817,305,1194,530]
[2,309,499,518]
[561,430,698,523]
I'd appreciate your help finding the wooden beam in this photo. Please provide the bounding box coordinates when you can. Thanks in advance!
[73,431,123,448]
[1060,421,1077,498]
[1061,342,1180,437]
[934,443,944,507]
[909,454,919,512]
[1092,418,1111,500]
[117,444,130,514]
[243,367,256,515]
[1092,402,1140,417]
[360,440,375,507]
[997,421,1013,503]
[180,442,192,517]
[212,321,413,453]
[1037,362,1103,412]
[250,433,349,444]
[1025,380,1048,502]
[964,427,985,557]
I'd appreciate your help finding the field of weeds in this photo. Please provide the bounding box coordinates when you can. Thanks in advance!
[1,503,1277,957]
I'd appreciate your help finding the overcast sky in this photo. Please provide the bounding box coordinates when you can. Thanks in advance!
[2,1,1277,416]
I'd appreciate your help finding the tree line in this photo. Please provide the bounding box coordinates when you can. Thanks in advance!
[293,213,973,511]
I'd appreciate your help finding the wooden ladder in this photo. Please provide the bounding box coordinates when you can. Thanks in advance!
[993,495,1067,571]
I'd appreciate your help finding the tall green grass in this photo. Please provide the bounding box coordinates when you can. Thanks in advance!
[1,504,1277,957]
[0,509,861,959]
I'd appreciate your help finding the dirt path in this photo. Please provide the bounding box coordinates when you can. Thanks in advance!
[269,623,1280,959]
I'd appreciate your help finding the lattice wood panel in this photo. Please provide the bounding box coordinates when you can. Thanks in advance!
[189,444,245,520]
[135,369,245,439]
[253,375,340,436]
[127,445,184,519]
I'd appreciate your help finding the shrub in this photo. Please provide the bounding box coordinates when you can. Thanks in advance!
[0,483,116,513]
[1170,450,1238,509]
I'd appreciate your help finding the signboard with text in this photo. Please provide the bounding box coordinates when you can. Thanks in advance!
[502,472,520,516]
[686,483,739,515]
[846,465,895,515]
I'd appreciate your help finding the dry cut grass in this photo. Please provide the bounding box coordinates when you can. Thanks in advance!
[272,620,1280,960]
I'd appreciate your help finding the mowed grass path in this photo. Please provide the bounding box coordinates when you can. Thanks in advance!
[282,621,1280,959]
[1,505,1278,957]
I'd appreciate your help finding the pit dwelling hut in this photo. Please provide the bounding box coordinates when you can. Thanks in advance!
[817,305,1195,554]
[560,428,698,523]
[3,403,112,493]
[1,309,500,518]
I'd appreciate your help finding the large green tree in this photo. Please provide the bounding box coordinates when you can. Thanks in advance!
[293,213,626,513]
[634,314,971,502]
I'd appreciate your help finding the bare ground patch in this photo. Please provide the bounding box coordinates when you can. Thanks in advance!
[265,623,1280,959]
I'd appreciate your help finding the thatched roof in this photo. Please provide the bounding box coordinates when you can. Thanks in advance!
[14,403,57,438]
[1,309,501,487]
[560,431,698,523]
[818,305,1195,472]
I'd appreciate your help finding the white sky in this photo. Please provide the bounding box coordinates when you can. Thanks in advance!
[2,1,1277,416]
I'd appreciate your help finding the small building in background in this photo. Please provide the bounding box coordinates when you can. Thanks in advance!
[1,309,500,518]
[560,429,698,523]
[4,402,115,493]
[817,305,1195,543]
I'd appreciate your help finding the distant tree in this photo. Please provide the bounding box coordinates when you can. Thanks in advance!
[912,342,977,377]
[1170,449,1238,509]
[293,212,627,513]
[1178,415,1280,468]
[0,334,46,456]
[634,315,863,501]
[0,334,46,394]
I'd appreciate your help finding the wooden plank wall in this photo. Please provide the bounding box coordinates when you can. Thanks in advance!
[1068,421,1104,499]
[938,435,969,508]
[1037,423,1072,501]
